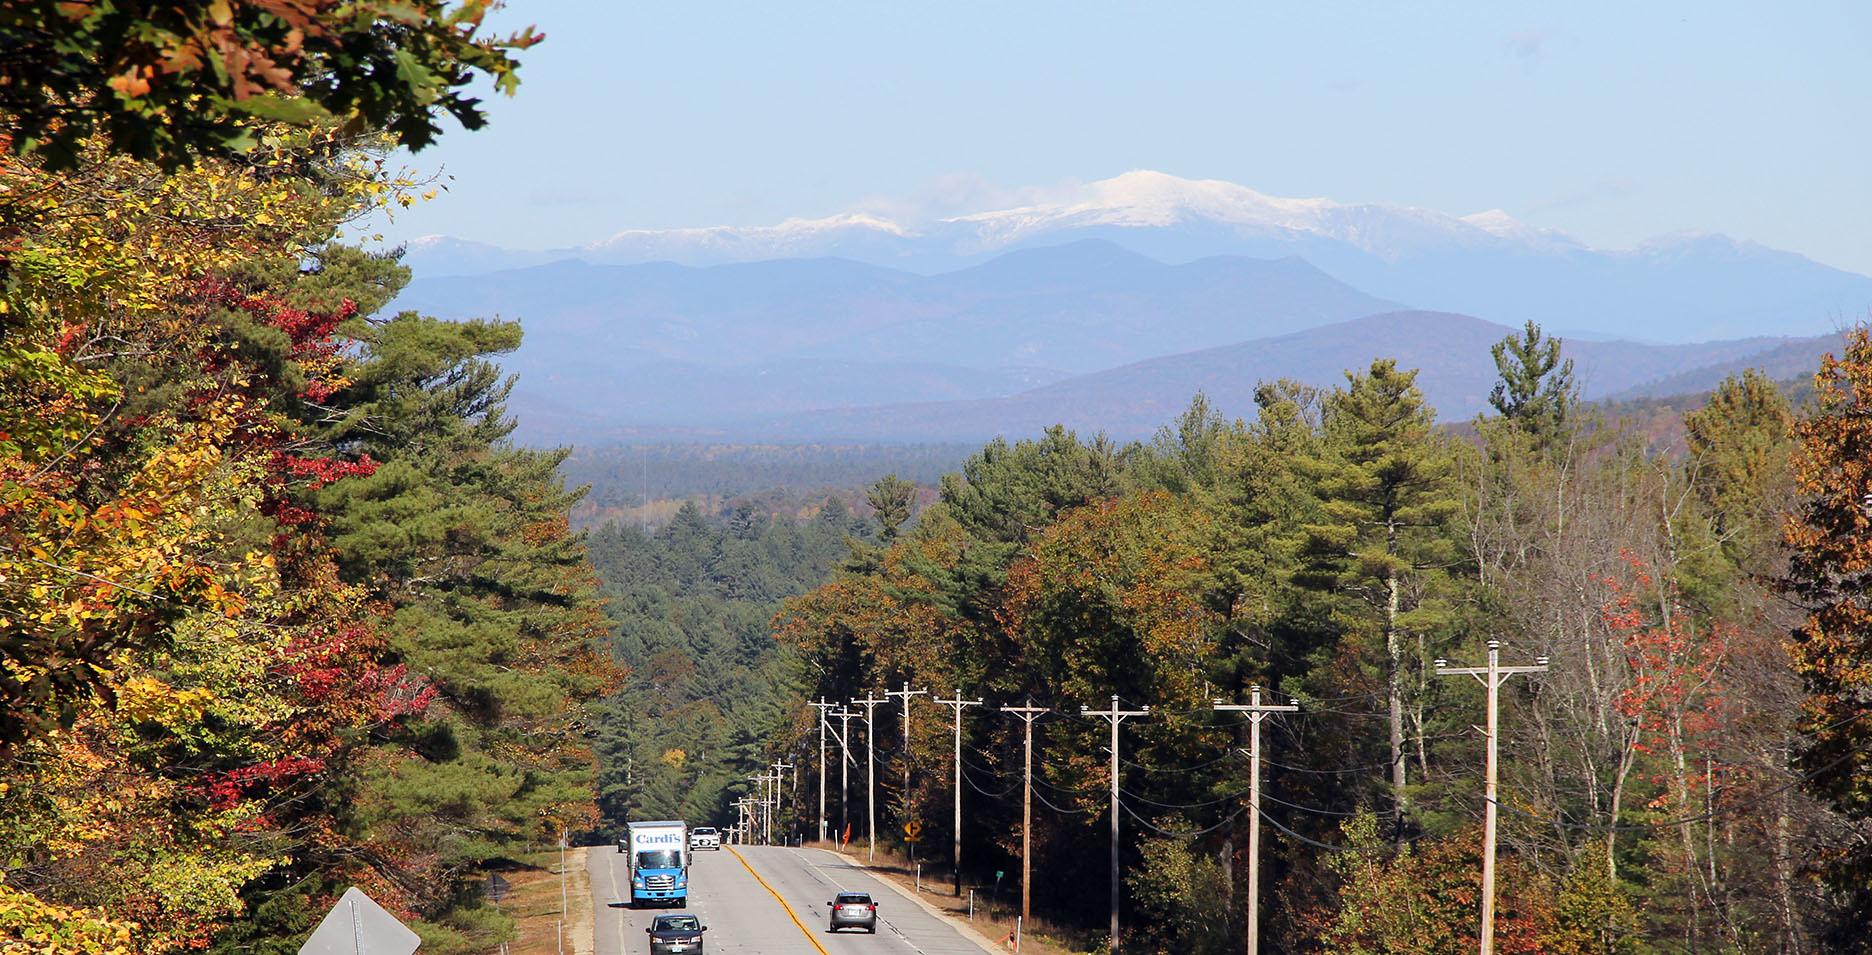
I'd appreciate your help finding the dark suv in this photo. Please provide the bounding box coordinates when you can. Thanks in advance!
[827,892,878,933]
[646,914,706,955]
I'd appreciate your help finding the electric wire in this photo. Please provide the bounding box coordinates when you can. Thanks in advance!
[1118,798,1249,838]
[1032,788,1098,815]
[1487,718,1872,833]
[1258,754,1408,775]
[958,764,1020,799]
[1116,749,1240,773]
[1248,800,1436,852]
[1120,786,1252,810]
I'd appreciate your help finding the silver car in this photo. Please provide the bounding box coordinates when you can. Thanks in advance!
[827,891,878,933]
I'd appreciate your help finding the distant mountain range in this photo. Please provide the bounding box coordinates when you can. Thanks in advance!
[502,311,1842,446]
[397,171,1872,344]
[381,171,1869,447]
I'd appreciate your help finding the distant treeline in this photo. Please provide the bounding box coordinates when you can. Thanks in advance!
[560,442,974,510]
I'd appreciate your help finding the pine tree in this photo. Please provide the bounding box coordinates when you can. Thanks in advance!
[866,474,917,542]
[1684,369,1795,569]
[1488,320,1579,451]
[1299,359,1462,829]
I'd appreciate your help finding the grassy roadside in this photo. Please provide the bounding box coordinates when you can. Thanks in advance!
[487,845,593,955]
[800,839,1086,955]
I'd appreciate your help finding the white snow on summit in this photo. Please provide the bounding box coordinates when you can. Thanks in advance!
[590,212,910,250]
[946,170,1534,257]
[1461,209,1583,251]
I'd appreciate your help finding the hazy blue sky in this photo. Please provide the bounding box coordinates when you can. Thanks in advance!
[363,1,1872,275]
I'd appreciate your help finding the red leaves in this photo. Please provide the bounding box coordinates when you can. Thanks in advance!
[269,450,377,489]
[279,626,432,722]
[1595,552,1736,792]
[200,755,328,809]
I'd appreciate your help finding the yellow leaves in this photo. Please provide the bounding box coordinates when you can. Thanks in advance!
[116,677,214,726]
[0,874,146,955]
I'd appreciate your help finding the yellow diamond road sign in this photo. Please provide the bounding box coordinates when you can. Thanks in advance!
[904,819,923,840]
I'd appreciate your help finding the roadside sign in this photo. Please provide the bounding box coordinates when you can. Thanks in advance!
[904,819,923,841]
[486,872,511,903]
[298,887,420,955]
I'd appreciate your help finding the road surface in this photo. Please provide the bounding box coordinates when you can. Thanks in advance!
[587,843,996,955]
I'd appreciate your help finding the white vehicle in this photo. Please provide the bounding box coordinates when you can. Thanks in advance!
[689,826,721,850]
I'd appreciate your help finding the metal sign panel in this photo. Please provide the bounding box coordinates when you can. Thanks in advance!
[297,887,421,955]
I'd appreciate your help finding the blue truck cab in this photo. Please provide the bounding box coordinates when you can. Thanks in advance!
[621,820,689,907]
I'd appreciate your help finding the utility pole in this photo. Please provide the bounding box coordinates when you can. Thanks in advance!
[853,693,888,860]
[809,698,837,843]
[1001,699,1050,926]
[933,688,983,896]
[1083,695,1150,954]
[748,773,774,845]
[772,761,794,844]
[1435,640,1548,955]
[831,707,859,843]
[885,682,927,825]
[1214,687,1300,955]
[746,775,762,843]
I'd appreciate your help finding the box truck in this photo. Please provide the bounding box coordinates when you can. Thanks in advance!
[620,820,689,907]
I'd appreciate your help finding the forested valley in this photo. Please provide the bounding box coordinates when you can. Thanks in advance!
[584,499,874,827]
[11,7,1872,955]
[600,327,1872,954]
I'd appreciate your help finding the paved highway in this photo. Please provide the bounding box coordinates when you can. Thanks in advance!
[587,843,997,955]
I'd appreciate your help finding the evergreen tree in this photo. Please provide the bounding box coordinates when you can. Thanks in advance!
[866,474,917,542]
[309,311,617,949]
[1299,359,1462,830]
[938,425,1125,546]
[1487,319,1579,452]
[1684,369,1795,569]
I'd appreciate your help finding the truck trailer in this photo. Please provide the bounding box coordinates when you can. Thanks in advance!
[620,820,689,907]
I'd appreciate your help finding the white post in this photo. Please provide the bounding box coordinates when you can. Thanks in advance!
[1435,641,1549,955]
[831,708,859,843]
[1215,688,1299,955]
[886,682,927,831]
[1083,695,1150,954]
[1001,700,1050,927]
[810,698,837,843]
[853,693,888,860]
[933,689,983,896]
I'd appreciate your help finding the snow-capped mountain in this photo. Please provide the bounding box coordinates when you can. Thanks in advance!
[394,170,1872,343]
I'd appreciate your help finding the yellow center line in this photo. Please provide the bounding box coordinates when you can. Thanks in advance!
[728,845,831,955]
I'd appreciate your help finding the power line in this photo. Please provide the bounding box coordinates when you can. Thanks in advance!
[1120,786,1251,810]
[1032,787,1097,815]
[1117,749,1241,773]
[1490,732,1872,833]
[1117,799,1249,838]
[1250,800,1436,853]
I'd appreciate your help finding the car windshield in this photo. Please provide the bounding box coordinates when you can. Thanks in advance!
[655,916,700,932]
[637,850,681,869]
[693,828,715,834]
[836,894,871,904]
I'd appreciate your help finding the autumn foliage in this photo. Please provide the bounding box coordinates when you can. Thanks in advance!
[0,126,617,951]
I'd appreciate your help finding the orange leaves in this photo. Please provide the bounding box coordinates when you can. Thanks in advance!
[1000,491,1218,704]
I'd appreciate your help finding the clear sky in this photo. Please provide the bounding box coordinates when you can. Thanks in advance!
[364,1,1872,276]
